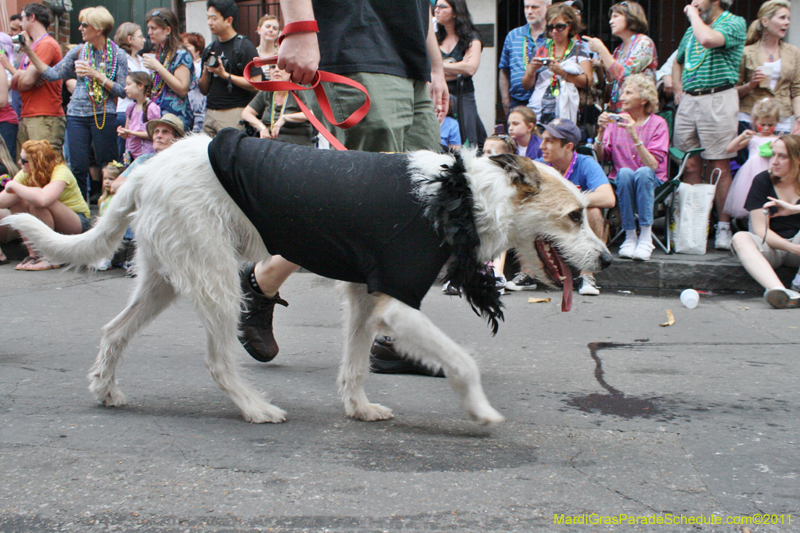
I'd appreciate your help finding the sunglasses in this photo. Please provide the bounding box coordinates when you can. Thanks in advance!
[609,2,629,18]
[149,10,167,23]
[79,22,90,29]
[19,157,29,164]
[546,23,569,32]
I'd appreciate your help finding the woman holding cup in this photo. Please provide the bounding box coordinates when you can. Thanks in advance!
[20,6,128,200]
[142,8,194,132]
[737,0,800,135]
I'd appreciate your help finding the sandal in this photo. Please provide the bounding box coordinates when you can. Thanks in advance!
[15,255,39,271]
[0,255,8,266]
[26,258,62,271]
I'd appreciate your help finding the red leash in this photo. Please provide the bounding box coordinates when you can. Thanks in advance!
[243,47,370,151]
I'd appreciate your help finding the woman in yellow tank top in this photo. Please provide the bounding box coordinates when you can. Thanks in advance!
[0,139,91,270]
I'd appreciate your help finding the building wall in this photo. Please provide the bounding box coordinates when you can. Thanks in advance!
[467,0,498,134]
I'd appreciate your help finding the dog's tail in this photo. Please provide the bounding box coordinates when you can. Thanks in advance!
[1,170,139,267]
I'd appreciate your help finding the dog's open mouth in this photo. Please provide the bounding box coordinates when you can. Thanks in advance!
[535,239,573,312]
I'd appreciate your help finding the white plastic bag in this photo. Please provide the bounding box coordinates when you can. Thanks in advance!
[670,170,719,255]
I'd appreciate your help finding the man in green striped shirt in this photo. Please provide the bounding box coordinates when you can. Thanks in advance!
[672,0,745,250]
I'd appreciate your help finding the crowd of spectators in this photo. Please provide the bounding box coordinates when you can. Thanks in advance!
[0,0,798,312]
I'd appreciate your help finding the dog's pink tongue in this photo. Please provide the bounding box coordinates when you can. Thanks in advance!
[560,263,573,312]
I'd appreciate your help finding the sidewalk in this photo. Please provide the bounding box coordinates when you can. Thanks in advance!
[594,240,790,293]
[2,234,792,294]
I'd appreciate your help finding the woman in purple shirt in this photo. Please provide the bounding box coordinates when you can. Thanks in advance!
[594,74,668,261]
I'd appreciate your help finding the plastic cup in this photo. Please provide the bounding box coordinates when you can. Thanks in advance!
[758,65,773,88]
[680,289,699,309]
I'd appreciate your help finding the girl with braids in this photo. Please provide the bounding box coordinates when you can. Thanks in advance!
[20,6,128,201]
[117,72,160,160]
[434,0,487,149]
[143,8,194,132]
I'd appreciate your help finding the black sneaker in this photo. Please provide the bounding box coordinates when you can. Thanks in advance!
[505,272,538,291]
[369,336,445,377]
[239,262,289,362]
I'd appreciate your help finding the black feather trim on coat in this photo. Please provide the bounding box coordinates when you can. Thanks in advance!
[417,153,504,334]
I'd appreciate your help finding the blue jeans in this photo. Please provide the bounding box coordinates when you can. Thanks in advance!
[116,111,127,160]
[615,167,659,231]
[0,121,18,162]
[66,115,119,199]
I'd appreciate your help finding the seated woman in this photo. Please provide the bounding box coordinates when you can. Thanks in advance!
[731,134,800,309]
[240,66,313,147]
[0,140,91,271]
[594,74,668,261]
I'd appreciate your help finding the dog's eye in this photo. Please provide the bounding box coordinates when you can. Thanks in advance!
[568,210,583,224]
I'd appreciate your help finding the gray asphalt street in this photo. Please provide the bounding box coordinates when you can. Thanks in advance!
[1,266,798,532]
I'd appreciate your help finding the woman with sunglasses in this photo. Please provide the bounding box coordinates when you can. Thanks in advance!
[142,9,194,132]
[434,0,487,149]
[583,1,657,113]
[19,6,128,201]
[0,140,91,271]
[522,3,592,125]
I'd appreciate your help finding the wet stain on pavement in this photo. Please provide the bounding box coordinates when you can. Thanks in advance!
[565,341,667,420]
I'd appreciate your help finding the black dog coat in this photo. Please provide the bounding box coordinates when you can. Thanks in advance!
[208,129,453,310]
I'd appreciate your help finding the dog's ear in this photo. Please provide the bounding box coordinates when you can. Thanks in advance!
[489,153,541,199]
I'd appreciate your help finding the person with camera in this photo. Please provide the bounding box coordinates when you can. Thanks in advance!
[594,74,669,262]
[198,0,262,137]
[10,3,65,157]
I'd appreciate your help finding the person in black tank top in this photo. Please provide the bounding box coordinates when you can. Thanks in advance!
[435,0,487,150]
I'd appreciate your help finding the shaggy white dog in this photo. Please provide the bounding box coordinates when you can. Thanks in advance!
[3,134,611,425]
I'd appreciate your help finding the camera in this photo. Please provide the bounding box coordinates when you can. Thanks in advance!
[540,58,553,65]
[11,34,28,46]
[205,52,219,69]
[608,114,626,124]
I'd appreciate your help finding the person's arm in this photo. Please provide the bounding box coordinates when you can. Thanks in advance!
[442,39,482,79]
[426,15,449,122]
[499,68,511,114]
[241,104,268,133]
[749,206,800,256]
[593,114,611,161]
[726,130,754,153]
[684,5,727,49]
[0,53,16,77]
[0,65,8,107]
[3,178,67,208]
[672,57,684,104]
[198,53,212,96]
[520,59,543,91]
[277,0,319,85]
[764,196,800,216]
[791,51,800,134]
[586,183,616,209]
[144,55,191,98]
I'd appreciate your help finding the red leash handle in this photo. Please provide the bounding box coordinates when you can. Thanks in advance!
[243,54,371,151]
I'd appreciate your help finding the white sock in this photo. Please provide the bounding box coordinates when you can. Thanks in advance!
[624,230,638,243]
[638,226,653,243]
[792,273,800,287]
[718,221,730,230]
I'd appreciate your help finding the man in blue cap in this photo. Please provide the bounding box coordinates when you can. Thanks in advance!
[537,118,615,295]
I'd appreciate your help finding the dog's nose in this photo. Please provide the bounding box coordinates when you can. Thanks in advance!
[599,251,613,270]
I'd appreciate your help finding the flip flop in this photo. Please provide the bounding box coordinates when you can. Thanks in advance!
[15,255,39,271]
[0,256,8,265]
[26,258,62,271]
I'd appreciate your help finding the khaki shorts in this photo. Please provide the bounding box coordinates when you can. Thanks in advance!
[203,107,246,137]
[673,89,738,160]
[733,230,800,269]
[17,115,66,157]
[314,72,440,153]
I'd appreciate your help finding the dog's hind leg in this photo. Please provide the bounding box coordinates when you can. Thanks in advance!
[188,263,287,424]
[337,283,393,422]
[89,263,178,407]
[378,298,505,426]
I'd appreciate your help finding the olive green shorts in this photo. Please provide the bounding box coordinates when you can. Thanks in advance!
[314,72,440,153]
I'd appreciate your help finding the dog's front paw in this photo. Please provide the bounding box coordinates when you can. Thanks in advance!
[88,374,126,407]
[242,403,287,424]
[348,403,394,422]
[469,405,505,426]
